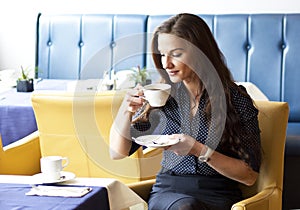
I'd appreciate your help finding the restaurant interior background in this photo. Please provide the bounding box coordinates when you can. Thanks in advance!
[0,0,299,77]
[0,1,299,209]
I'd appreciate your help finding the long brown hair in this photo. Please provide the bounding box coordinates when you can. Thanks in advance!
[151,13,254,164]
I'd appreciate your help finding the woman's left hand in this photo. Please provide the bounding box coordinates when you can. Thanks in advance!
[166,134,197,156]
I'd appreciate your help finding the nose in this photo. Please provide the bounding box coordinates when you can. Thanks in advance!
[161,55,173,70]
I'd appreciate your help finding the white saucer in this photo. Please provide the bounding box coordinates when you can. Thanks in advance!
[32,171,76,184]
[133,135,179,148]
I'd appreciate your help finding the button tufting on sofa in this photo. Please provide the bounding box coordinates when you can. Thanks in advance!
[34,13,300,210]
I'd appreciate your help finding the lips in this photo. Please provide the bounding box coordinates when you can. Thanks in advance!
[167,70,179,76]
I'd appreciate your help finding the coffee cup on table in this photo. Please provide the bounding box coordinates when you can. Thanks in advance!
[40,156,69,181]
[143,83,171,107]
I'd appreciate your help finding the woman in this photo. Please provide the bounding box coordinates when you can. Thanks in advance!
[110,13,261,210]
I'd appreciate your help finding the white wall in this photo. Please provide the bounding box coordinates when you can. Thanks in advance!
[0,0,299,72]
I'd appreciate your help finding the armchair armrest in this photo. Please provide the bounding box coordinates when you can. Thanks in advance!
[139,148,162,180]
[0,131,41,175]
[232,187,282,210]
[143,147,163,157]
[127,179,156,202]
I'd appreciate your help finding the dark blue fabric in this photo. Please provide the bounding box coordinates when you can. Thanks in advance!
[0,106,37,146]
[0,183,109,210]
[0,79,69,146]
[287,123,300,137]
[132,84,261,175]
[148,172,242,210]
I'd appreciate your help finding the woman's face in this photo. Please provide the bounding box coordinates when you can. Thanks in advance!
[157,33,198,84]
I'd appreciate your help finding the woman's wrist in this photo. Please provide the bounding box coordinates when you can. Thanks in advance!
[124,109,133,120]
[191,141,205,157]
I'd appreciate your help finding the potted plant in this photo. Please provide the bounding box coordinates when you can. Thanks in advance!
[16,66,34,92]
[129,65,151,86]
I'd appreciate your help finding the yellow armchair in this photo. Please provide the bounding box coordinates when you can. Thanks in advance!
[31,90,162,184]
[0,131,41,175]
[128,101,289,210]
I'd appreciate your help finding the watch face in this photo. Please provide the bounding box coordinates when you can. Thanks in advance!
[198,156,209,162]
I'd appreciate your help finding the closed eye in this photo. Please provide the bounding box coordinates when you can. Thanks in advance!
[171,52,182,57]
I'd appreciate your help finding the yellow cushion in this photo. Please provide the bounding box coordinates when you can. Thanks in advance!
[31,90,160,183]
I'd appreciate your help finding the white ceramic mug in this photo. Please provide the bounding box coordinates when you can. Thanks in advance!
[143,83,171,107]
[40,156,69,180]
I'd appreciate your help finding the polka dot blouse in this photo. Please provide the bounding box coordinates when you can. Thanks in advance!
[131,82,261,176]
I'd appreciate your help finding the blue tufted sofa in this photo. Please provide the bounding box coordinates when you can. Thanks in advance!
[36,13,300,209]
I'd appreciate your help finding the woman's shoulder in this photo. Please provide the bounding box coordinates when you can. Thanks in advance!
[229,84,258,116]
[230,83,251,100]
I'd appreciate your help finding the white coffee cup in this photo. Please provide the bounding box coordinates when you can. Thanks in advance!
[143,83,171,107]
[40,156,69,180]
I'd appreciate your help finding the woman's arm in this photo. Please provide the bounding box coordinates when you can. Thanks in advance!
[109,108,133,159]
[191,141,258,186]
[109,88,144,160]
[169,135,258,186]
[203,147,258,186]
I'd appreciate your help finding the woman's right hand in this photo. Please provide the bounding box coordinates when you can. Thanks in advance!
[126,85,145,113]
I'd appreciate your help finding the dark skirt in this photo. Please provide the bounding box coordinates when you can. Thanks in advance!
[148,171,243,210]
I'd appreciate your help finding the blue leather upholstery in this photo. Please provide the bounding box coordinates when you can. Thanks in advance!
[36,12,300,139]
[36,14,147,79]
[36,14,300,209]
[37,14,300,126]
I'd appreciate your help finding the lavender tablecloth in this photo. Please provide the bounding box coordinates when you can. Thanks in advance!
[0,183,109,210]
[0,79,70,146]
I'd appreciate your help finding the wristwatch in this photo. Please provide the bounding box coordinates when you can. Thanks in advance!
[198,145,214,162]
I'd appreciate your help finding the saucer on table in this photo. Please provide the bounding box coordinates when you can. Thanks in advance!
[32,171,76,184]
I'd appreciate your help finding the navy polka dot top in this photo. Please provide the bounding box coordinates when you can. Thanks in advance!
[131,82,261,176]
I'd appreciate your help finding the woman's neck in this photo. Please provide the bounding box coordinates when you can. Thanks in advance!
[183,80,202,116]
[183,79,202,100]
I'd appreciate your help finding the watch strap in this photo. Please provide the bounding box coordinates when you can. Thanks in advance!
[198,145,214,162]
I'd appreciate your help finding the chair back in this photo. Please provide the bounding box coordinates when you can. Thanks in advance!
[236,101,289,209]
[31,90,146,183]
